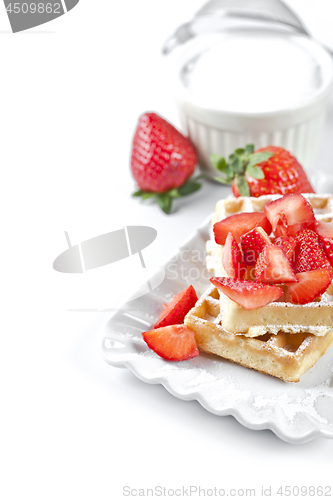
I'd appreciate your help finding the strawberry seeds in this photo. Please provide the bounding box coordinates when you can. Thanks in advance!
[213,193,333,307]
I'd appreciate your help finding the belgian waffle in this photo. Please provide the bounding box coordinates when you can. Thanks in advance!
[206,194,333,337]
[184,285,333,382]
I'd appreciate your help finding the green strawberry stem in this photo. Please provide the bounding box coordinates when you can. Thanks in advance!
[211,145,273,197]
[132,175,203,214]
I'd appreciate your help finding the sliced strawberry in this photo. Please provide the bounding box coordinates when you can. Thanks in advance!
[142,325,199,361]
[273,221,317,238]
[284,269,333,305]
[316,221,333,239]
[294,229,331,273]
[154,285,198,328]
[255,245,298,284]
[318,235,333,266]
[210,277,283,310]
[273,219,316,238]
[273,215,288,238]
[274,236,296,260]
[242,265,256,281]
[213,212,272,245]
[287,220,317,237]
[222,232,245,278]
[240,227,271,265]
[264,194,316,235]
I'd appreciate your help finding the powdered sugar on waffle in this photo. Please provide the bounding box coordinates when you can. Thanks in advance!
[197,285,329,355]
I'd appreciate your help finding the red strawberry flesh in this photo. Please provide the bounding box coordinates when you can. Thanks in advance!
[222,232,245,278]
[316,221,333,239]
[284,269,333,305]
[319,236,333,266]
[274,236,296,260]
[240,227,271,265]
[210,277,283,310]
[131,113,197,193]
[294,229,331,273]
[255,244,298,284]
[213,212,272,245]
[242,265,257,281]
[264,194,316,235]
[154,285,198,328]
[142,325,199,361]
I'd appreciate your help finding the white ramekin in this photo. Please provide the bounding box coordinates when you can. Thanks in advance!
[174,28,333,178]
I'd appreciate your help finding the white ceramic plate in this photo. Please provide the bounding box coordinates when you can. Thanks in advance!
[101,216,333,444]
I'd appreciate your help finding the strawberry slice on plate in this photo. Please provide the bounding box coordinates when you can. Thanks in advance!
[142,325,199,361]
[264,193,316,236]
[294,229,331,273]
[210,277,283,310]
[255,245,298,284]
[240,227,271,265]
[274,236,296,260]
[213,212,272,245]
[284,269,333,305]
[154,285,198,328]
[222,232,245,278]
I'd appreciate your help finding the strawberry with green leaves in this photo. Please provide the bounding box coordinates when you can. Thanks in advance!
[131,113,201,214]
[211,145,315,197]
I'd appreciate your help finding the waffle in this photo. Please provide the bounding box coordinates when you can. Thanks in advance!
[206,193,333,337]
[184,285,333,382]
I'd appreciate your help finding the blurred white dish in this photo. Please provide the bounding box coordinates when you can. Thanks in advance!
[174,28,333,177]
[101,216,333,443]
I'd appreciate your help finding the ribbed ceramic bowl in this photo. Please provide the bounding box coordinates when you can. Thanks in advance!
[175,28,333,177]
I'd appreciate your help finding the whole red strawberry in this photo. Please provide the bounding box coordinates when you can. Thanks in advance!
[211,145,314,198]
[131,113,200,213]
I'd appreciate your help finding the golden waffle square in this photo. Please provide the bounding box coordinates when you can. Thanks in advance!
[206,194,333,337]
[184,285,333,382]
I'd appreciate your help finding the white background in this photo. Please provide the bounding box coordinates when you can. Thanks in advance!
[1,1,333,499]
